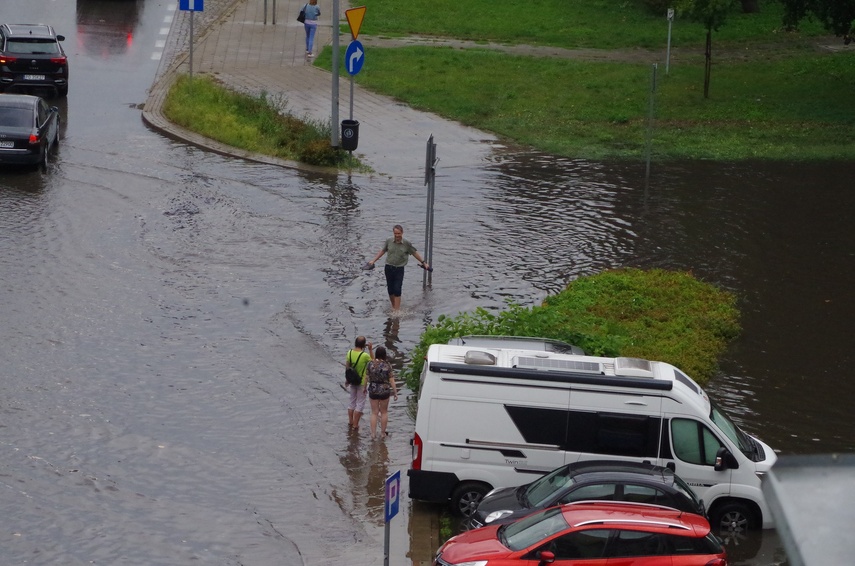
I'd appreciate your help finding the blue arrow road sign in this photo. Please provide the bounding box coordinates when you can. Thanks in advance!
[345,40,365,76]
[179,0,204,11]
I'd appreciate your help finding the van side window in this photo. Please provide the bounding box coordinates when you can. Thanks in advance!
[671,418,723,465]
[565,411,661,458]
[505,406,569,447]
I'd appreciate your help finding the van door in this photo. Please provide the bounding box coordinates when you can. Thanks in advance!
[663,417,733,504]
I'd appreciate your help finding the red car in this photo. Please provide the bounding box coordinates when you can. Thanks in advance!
[434,501,727,566]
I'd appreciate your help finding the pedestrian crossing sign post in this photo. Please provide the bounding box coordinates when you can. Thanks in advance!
[179,0,204,10]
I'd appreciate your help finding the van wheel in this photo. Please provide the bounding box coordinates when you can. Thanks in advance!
[710,501,759,539]
[451,482,490,518]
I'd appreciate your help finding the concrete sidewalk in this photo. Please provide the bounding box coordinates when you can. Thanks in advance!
[143,0,497,179]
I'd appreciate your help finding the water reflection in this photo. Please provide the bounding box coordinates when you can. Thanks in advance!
[76,0,143,56]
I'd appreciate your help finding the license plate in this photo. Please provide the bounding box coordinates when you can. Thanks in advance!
[0,141,14,148]
[24,74,45,81]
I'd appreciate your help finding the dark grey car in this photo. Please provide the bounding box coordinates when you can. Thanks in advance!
[468,460,706,530]
[0,94,60,169]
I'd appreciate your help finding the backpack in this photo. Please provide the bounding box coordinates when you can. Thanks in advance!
[345,351,366,385]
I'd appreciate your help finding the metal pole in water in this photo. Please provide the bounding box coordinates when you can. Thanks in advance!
[423,135,437,288]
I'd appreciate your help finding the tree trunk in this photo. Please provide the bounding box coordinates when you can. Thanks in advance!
[704,29,712,99]
[740,0,760,13]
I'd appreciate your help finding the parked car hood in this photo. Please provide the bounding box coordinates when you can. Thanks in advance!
[473,485,527,524]
[439,525,511,562]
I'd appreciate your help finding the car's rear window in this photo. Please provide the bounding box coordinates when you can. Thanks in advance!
[6,39,61,55]
[0,107,33,128]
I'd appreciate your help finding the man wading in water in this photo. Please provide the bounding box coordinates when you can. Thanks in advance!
[367,224,429,311]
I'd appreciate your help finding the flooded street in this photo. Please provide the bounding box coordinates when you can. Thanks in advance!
[1,0,853,564]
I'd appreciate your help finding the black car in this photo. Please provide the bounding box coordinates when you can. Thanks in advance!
[0,23,69,97]
[0,94,60,169]
[468,460,706,530]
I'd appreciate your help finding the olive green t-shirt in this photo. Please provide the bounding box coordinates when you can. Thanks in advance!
[384,238,417,267]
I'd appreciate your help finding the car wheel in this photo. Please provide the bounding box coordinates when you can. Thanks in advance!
[450,482,490,518]
[710,501,758,539]
[39,146,49,172]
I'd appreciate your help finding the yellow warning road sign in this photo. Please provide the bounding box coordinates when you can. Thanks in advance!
[345,6,366,40]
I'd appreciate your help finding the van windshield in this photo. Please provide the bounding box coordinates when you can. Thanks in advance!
[709,400,755,458]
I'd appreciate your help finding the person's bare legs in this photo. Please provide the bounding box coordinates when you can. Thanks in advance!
[352,410,363,429]
[379,397,391,436]
[370,398,380,438]
[390,295,401,311]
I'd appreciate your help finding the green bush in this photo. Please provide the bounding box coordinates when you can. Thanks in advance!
[400,268,740,391]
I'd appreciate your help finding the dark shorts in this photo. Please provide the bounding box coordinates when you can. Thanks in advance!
[368,382,392,400]
[384,264,405,297]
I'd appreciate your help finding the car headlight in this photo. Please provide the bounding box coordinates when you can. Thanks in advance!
[484,509,514,523]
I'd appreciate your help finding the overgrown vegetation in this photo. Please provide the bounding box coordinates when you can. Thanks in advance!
[400,269,740,391]
[163,75,363,168]
[316,0,854,160]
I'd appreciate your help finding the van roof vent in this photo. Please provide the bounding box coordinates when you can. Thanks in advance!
[464,350,497,365]
[614,357,655,378]
[514,356,602,374]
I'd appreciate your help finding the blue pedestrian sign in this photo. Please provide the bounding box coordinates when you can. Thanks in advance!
[385,470,400,523]
[179,0,204,11]
[345,40,365,76]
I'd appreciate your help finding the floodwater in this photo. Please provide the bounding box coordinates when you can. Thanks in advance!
[1,0,853,563]
[2,141,852,564]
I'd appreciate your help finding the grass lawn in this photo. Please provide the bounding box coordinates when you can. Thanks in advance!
[318,0,854,160]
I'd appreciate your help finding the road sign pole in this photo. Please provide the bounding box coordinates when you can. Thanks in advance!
[331,0,340,146]
[384,471,400,566]
[350,75,354,120]
[189,11,194,78]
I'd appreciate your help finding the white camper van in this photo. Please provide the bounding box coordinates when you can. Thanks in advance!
[408,336,778,532]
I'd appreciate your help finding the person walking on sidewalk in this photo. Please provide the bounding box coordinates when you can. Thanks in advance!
[302,0,321,57]
[368,224,429,311]
[344,335,373,431]
[366,346,398,439]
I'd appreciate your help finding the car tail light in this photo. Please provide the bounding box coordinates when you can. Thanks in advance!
[411,432,423,470]
[0,55,16,64]
[50,56,67,65]
[28,133,40,145]
[705,559,727,566]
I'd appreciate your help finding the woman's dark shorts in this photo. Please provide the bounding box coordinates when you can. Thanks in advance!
[368,382,392,400]
[384,264,405,297]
